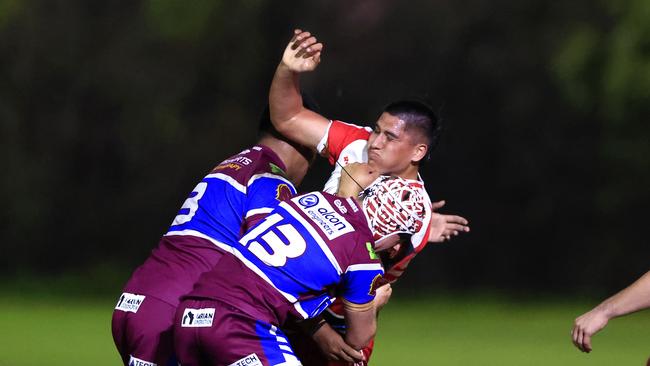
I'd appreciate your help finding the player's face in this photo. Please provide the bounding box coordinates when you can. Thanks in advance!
[367,113,425,176]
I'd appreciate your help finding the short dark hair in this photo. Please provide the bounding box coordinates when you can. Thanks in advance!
[383,100,442,155]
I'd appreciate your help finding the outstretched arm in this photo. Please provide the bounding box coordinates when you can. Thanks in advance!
[572,271,650,353]
[269,29,331,151]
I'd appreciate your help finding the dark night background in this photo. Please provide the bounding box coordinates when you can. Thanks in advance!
[0,0,648,298]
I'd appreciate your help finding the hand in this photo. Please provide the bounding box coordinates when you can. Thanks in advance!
[572,308,610,353]
[312,323,365,363]
[281,29,323,73]
[337,163,379,198]
[427,200,470,243]
[373,283,392,311]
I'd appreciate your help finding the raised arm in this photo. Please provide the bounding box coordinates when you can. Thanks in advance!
[572,271,650,352]
[269,29,331,150]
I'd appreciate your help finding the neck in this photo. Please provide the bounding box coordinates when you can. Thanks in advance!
[257,135,309,186]
[393,164,419,180]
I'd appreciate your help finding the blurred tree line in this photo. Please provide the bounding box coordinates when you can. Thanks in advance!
[0,0,648,296]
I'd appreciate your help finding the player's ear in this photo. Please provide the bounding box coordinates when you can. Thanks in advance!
[411,143,428,163]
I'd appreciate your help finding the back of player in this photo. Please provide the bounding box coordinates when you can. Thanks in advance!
[112,145,296,366]
[174,192,383,366]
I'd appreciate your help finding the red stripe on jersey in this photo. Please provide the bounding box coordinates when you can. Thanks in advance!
[326,121,372,165]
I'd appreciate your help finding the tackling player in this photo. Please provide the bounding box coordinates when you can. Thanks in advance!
[111,105,315,366]
[173,177,427,366]
[269,29,470,364]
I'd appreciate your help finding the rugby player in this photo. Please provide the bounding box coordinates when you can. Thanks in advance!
[269,29,470,365]
[111,105,315,366]
[173,176,427,366]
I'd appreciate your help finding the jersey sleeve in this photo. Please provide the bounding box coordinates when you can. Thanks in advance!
[243,174,297,231]
[323,121,372,166]
[340,237,384,310]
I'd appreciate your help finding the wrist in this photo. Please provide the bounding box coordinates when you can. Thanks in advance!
[309,318,328,338]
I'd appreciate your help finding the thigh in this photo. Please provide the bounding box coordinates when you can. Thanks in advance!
[112,292,176,366]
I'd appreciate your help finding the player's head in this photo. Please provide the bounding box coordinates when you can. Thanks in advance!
[367,100,441,177]
[361,175,427,253]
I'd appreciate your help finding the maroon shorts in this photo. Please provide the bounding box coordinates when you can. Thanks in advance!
[174,298,302,366]
[111,293,176,365]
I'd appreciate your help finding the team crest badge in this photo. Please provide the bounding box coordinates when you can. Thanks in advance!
[275,184,293,201]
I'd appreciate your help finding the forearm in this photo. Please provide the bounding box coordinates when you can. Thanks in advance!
[596,271,650,319]
[345,320,376,350]
[344,305,377,350]
[269,63,303,131]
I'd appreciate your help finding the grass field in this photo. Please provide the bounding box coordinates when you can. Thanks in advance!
[0,292,648,365]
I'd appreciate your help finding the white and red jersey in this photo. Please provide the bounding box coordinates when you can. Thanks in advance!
[316,120,433,283]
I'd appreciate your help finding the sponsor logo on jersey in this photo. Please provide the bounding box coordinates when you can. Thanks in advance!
[227,353,263,366]
[223,156,253,166]
[298,193,319,208]
[296,193,354,240]
[366,242,378,260]
[128,355,157,366]
[334,199,347,214]
[115,293,145,313]
[214,162,242,171]
[275,184,293,202]
[346,197,359,212]
[181,308,215,327]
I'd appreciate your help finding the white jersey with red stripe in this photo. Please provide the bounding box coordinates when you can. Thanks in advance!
[316,120,433,282]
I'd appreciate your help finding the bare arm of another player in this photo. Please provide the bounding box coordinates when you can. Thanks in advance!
[344,302,377,350]
[311,322,364,363]
[337,163,380,198]
[572,271,650,353]
[269,29,331,151]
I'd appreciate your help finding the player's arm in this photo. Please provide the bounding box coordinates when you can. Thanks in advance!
[269,29,330,151]
[572,271,650,353]
[336,163,379,198]
[340,260,384,350]
[303,317,364,363]
[343,299,377,350]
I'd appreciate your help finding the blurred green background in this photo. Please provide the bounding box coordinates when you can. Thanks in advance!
[0,0,648,364]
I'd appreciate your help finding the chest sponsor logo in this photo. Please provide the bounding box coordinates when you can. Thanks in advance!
[181,308,215,327]
[128,355,156,366]
[115,293,145,313]
[227,353,263,366]
[296,193,354,240]
[298,193,319,208]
